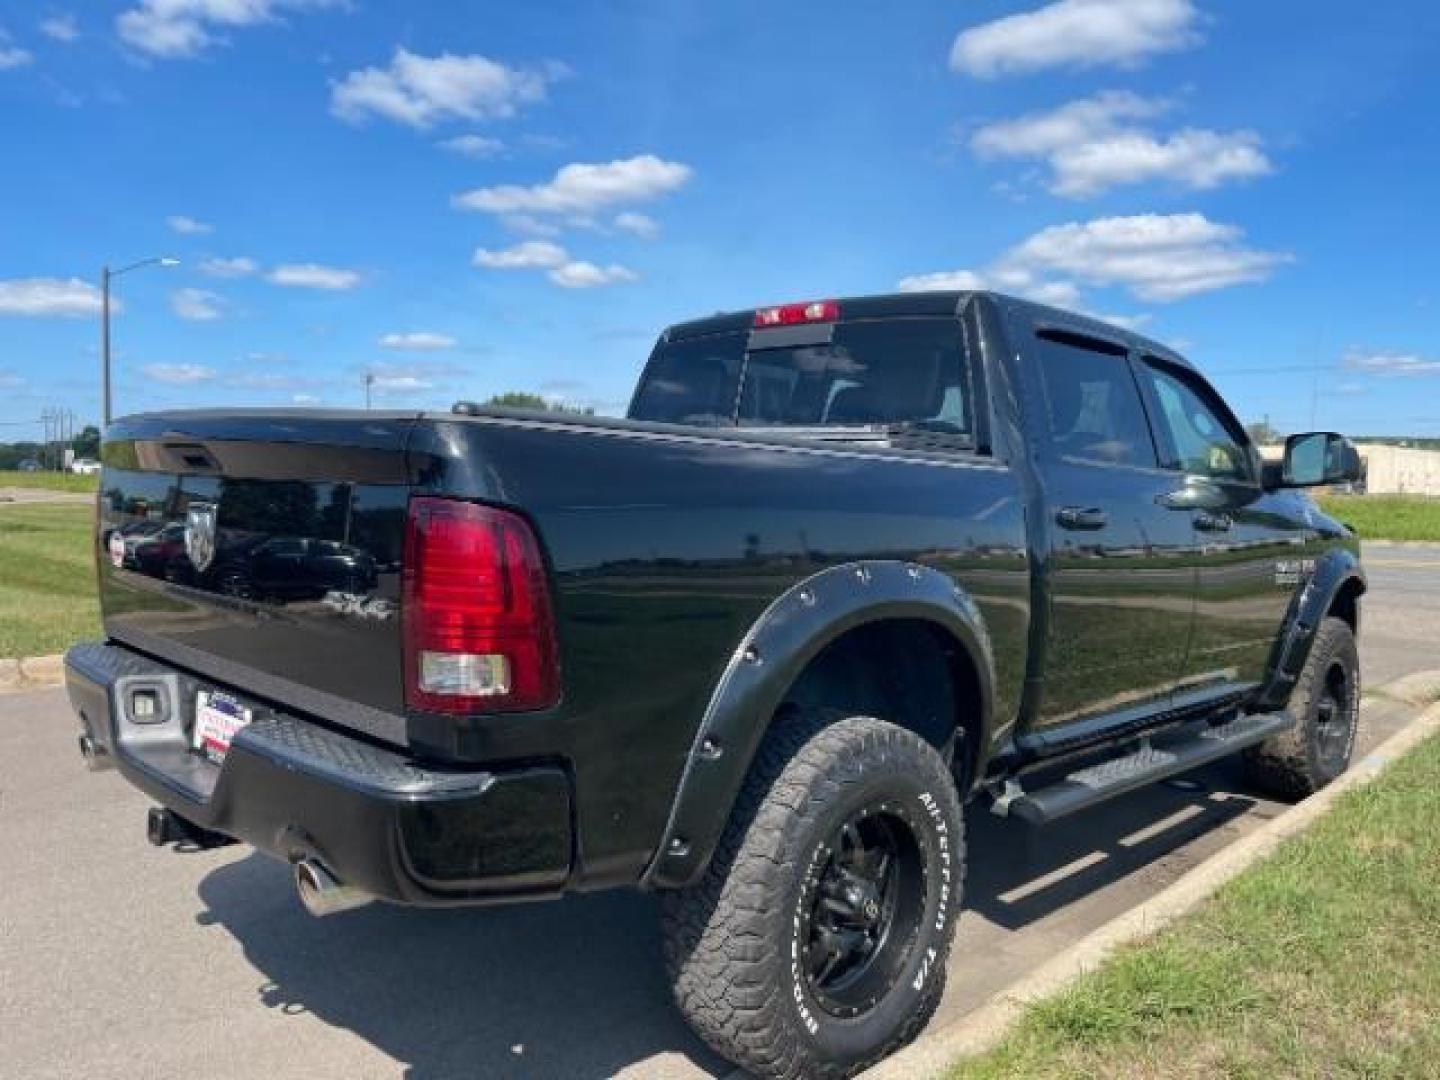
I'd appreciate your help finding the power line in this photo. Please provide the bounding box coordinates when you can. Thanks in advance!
[1206,364,1343,377]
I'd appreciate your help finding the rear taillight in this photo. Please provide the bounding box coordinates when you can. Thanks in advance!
[402,498,560,714]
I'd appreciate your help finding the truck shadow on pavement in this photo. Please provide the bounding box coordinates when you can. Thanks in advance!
[196,859,733,1079]
[193,759,1261,1080]
[967,758,1261,931]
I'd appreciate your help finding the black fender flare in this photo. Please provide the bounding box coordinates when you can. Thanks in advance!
[1256,546,1366,710]
[641,560,997,890]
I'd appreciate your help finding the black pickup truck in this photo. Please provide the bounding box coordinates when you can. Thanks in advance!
[66,290,1365,1078]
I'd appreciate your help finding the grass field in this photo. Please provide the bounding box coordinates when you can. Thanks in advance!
[1317,493,1440,543]
[0,469,100,494]
[950,732,1440,1079]
[0,503,99,657]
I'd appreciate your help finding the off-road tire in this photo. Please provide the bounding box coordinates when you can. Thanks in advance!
[659,710,964,1079]
[1243,615,1360,799]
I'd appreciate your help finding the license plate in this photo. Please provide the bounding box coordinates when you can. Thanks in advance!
[193,691,252,764]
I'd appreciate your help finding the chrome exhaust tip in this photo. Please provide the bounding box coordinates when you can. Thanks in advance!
[78,732,112,772]
[294,859,372,917]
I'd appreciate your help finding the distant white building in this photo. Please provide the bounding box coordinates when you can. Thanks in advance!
[1258,442,1440,496]
[1354,444,1440,496]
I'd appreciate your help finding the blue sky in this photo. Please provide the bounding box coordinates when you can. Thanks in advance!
[2,0,1438,439]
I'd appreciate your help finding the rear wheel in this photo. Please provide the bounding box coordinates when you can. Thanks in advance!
[660,711,963,1079]
[1243,615,1360,798]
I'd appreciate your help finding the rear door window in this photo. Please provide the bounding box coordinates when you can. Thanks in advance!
[1033,332,1158,467]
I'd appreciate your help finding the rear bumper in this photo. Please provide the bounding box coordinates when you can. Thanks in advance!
[64,641,574,906]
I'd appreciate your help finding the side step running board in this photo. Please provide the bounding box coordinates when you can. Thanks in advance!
[1003,711,1295,827]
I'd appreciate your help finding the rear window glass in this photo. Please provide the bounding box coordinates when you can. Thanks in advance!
[630,319,970,435]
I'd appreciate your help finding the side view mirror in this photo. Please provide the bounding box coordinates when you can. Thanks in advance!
[1276,432,1362,489]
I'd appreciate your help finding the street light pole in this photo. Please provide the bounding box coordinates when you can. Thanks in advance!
[101,266,112,427]
[100,256,179,427]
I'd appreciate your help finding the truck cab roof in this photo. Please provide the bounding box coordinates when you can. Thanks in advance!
[659,289,1193,374]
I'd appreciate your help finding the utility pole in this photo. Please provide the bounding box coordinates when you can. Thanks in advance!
[101,269,111,428]
[364,371,375,410]
[100,257,179,426]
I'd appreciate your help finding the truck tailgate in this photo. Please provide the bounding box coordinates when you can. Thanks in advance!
[98,411,420,746]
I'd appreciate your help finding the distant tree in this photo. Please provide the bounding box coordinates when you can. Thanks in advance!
[485,391,550,410]
[483,392,595,416]
[0,441,42,470]
[72,425,101,460]
[1246,420,1283,446]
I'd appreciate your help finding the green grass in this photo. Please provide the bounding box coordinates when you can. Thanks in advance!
[1317,493,1440,543]
[949,732,1440,1080]
[0,503,99,656]
[0,469,100,493]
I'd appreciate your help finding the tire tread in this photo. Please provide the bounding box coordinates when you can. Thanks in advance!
[660,709,962,1079]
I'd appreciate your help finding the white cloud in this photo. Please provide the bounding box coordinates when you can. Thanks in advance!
[40,14,79,42]
[166,214,213,235]
[1051,129,1270,197]
[895,268,1083,310]
[117,0,340,60]
[170,287,223,321]
[1008,213,1289,301]
[472,240,636,289]
[199,255,258,278]
[292,392,321,404]
[473,240,568,270]
[971,92,1272,198]
[372,375,429,392]
[0,29,32,69]
[332,48,559,129]
[893,269,989,293]
[501,213,564,237]
[453,155,692,221]
[1020,280,1085,309]
[1345,352,1440,377]
[439,134,504,158]
[614,211,660,239]
[265,263,361,290]
[366,365,434,394]
[951,0,1202,78]
[142,362,215,384]
[379,331,457,351]
[971,91,1167,158]
[0,276,106,317]
[228,370,321,391]
[899,212,1289,305]
[1097,312,1153,331]
[548,261,636,289]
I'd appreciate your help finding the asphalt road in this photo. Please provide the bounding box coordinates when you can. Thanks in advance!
[2,546,1437,1080]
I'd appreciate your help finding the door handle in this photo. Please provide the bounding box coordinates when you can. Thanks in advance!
[1055,506,1108,530]
[1194,511,1233,533]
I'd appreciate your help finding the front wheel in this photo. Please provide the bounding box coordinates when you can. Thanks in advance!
[660,712,964,1079]
[1243,615,1360,798]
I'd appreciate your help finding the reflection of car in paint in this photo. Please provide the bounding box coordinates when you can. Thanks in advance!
[65,291,1366,1079]
[109,520,165,567]
[207,537,379,600]
[131,523,187,577]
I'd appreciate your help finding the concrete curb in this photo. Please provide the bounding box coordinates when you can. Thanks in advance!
[864,691,1440,1080]
[0,653,66,692]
